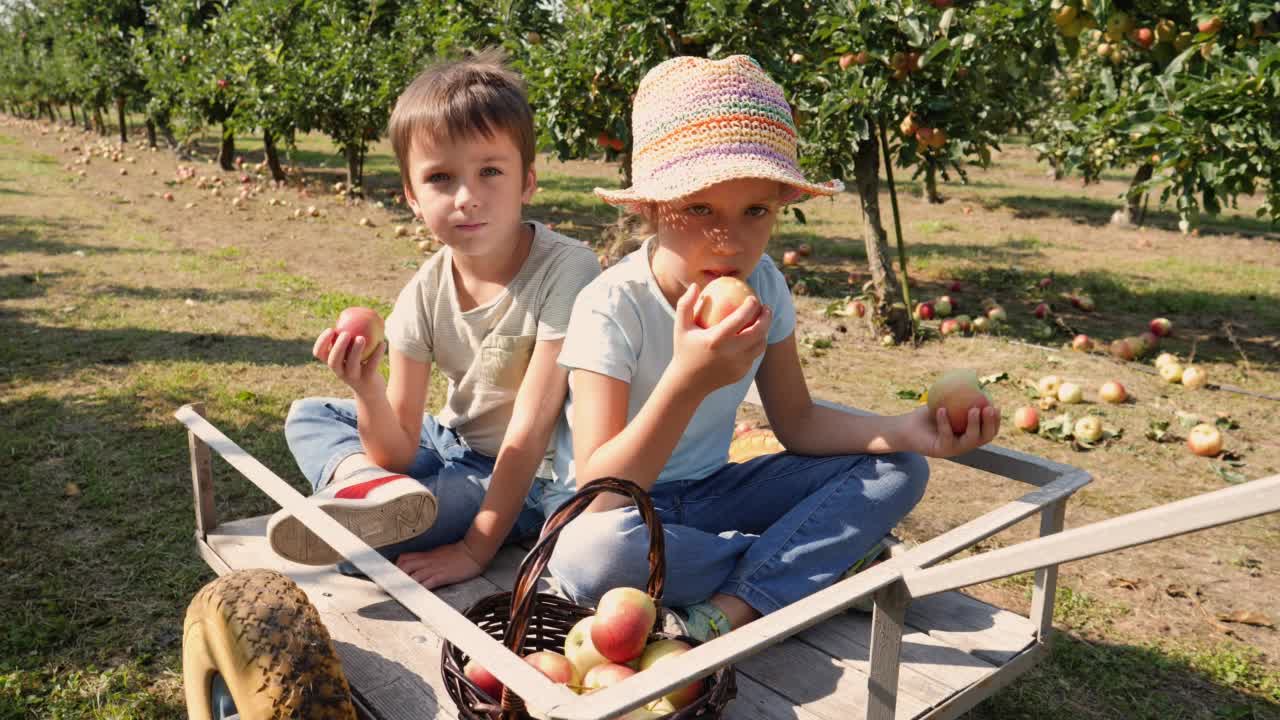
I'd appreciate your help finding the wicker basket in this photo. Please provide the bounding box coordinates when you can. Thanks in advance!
[441,477,737,720]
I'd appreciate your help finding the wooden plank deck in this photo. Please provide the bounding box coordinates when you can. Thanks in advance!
[203,515,1038,720]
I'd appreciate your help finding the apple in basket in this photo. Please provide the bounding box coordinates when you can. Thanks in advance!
[582,662,636,692]
[564,615,611,681]
[524,650,578,685]
[639,639,706,710]
[463,659,504,700]
[695,276,759,329]
[591,587,657,663]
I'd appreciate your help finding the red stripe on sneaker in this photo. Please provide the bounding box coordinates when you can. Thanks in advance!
[335,474,410,499]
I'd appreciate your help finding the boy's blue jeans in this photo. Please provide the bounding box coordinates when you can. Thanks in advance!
[547,451,929,615]
[283,397,548,564]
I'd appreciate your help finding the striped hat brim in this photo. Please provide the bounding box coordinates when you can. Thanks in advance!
[594,154,844,209]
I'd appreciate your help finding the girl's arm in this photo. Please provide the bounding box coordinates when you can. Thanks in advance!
[322,329,428,473]
[575,285,772,512]
[755,333,999,457]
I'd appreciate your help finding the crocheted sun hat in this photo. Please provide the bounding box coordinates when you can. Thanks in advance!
[595,55,843,208]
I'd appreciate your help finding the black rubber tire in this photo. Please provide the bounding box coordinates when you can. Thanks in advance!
[183,569,356,720]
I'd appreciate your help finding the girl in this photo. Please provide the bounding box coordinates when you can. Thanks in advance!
[544,55,1000,641]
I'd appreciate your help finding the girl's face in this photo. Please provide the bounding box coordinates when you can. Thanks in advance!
[648,178,785,306]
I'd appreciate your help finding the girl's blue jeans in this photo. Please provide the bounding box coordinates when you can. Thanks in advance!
[546,450,929,615]
[283,397,548,565]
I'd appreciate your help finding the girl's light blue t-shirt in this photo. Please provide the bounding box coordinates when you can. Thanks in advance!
[545,238,797,512]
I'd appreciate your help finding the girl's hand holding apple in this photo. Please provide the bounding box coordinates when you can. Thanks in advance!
[672,282,771,395]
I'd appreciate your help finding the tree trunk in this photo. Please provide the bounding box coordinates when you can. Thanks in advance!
[158,115,178,150]
[344,144,365,192]
[263,130,287,183]
[924,163,943,204]
[218,123,236,171]
[1111,163,1154,227]
[851,131,910,341]
[81,103,92,131]
[115,96,128,145]
[93,106,106,135]
[621,151,633,188]
[145,118,157,148]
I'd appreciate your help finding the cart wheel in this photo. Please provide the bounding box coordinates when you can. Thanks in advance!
[183,569,356,720]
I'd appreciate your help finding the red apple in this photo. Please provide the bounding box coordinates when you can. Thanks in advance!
[463,660,504,699]
[695,276,759,329]
[1013,406,1039,432]
[638,639,705,709]
[839,53,857,70]
[1072,295,1096,312]
[846,300,867,318]
[216,78,228,89]
[939,318,960,336]
[591,588,656,664]
[1109,338,1136,361]
[948,281,963,292]
[986,306,1007,322]
[1149,317,1173,337]
[564,616,611,682]
[1038,277,1054,289]
[797,243,813,257]
[1138,331,1159,354]
[582,662,636,692]
[1071,334,1094,351]
[926,369,992,435]
[954,314,973,334]
[1198,16,1223,34]
[1131,27,1155,48]
[914,302,935,320]
[782,249,800,266]
[1098,381,1127,404]
[163,192,174,202]
[334,307,385,363]
[1033,302,1050,319]
[1186,423,1223,457]
[525,650,577,685]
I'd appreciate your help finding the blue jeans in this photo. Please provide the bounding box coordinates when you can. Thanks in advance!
[283,397,549,565]
[546,451,929,615]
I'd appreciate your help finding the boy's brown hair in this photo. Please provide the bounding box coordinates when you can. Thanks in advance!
[389,47,536,189]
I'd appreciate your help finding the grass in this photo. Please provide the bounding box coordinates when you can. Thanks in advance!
[4,118,1280,719]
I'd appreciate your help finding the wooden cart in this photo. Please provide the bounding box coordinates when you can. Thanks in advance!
[176,396,1280,720]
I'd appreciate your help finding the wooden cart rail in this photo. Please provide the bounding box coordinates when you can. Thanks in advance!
[177,397,1279,720]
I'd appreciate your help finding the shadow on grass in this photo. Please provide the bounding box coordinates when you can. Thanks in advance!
[0,309,314,384]
[1,215,120,256]
[996,194,1280,240]
[971,632,1280,719]
[89,283,275,304]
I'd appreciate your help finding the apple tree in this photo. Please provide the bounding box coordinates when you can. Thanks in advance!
[1031,1,1280,229]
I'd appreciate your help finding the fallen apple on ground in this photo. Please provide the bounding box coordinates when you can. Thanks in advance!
[934,297,953,317]
[1072,334,1094,351]
[1110,338,1137,361]
[914,302,935,320]
[1057,382,1084,404]
[1014,406,1039,432]
[1098,381,1127,404]
[695,276,759,329]
[1033,302,1050,319]
[1155,352,1179,369]
[926,368,992,435]
[1037,375,1062,398]
[986,306,1007,322]
[972,316,991,333]
[1181,365,1208,389]
[1149,317,1173,337]
[940,318,960,336]
[1186,423,1223,457]
[1074,416,1103,443]
[334,307,385,363]
[1159,362,1184,383]
[591,587,657,664]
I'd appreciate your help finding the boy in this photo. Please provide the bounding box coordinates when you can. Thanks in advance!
[268,49,601,590]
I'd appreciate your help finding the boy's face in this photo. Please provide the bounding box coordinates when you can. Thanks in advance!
[650,178,784,300]
[403,129,536,259]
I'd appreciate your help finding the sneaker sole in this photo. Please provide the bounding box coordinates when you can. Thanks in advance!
[268,491,438,566]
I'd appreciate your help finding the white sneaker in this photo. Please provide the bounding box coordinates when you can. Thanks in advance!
[267,474,437,565]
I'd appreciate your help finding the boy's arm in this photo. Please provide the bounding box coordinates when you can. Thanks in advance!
[355,347,430,472]
[754,333,999,456]
[461,338,570,564]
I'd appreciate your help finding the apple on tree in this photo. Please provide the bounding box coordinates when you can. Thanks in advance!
[926,369,992,435]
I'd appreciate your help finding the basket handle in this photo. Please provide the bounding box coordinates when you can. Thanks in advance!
[503,476,666,656]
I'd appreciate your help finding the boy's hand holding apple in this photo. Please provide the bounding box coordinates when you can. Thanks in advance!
[313,306,387,397]
[671,280,771,395]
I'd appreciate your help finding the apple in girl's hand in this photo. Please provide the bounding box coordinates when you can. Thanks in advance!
[638,639,704,709]
[581,662,636,692]
[464,660,504,699]
[564,616,610,681]
[926,369,992,435]
[1013,406,1039,432]
[1186,423,1223,457]
[591,588,657,663]
[334,306,385,362]
[525,650,577,685]
[1098,381,1127,404]
[695,276,759,329]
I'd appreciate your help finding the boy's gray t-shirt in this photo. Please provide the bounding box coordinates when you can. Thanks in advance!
[548,237,797,510]
[385,221,601,478]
